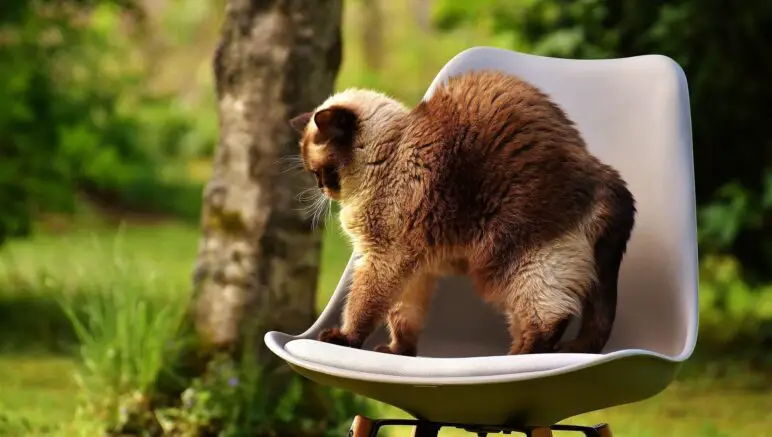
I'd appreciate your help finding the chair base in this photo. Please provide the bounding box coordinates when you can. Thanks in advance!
[349,416,613,437]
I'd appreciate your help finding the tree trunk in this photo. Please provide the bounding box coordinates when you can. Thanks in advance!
[409,0,432,33]
[361,0,384,71]
[193,0,342,357]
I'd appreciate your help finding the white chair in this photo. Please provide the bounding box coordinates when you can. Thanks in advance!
[265,46,698,437]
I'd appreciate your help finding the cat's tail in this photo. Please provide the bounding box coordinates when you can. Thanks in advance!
[560,181,636,354]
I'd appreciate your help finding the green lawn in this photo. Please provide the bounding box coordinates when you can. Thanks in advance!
[0,221,770,436]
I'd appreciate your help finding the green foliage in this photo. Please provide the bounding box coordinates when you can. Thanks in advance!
[59,285,190,434]
[0,1,206,248]
[0,413,42,436]
[698,172,772,261]
[156,351,367,437]
[0,224,200,434]
[60,284,367,437]
[698,254,772,358]
[40,230,193,435]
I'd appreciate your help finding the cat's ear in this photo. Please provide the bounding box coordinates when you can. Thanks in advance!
[289,112,312,133]
[313,106,357,140]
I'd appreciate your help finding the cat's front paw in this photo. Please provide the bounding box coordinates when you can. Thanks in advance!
[318,328,358,348]
[373,343,417,357]
[373,344,393,354]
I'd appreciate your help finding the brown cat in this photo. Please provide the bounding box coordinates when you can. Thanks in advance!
[289,70,636,356]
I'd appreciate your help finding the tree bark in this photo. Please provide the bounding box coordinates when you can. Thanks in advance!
[409,0,432,34]
[360,0,384,71]
[193,0,342,356]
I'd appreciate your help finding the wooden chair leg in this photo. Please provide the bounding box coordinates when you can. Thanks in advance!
[597,424,613,437]
[528,427,554,437]
[349,416,375,437]
[411,422,441,437]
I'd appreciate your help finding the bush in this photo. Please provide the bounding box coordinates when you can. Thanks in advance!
[59,282,368,437]
[59,282,190,436]
[698,254,772,361]
[155,350,367,437]
[0,1,207,248]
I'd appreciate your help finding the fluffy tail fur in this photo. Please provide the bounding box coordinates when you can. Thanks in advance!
[560,182,636,353]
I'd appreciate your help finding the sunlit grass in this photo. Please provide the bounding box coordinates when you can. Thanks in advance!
[0,356,77,435]
[0,224,199,435]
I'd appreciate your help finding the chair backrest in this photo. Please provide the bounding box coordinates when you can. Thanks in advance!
[363,47,698,359]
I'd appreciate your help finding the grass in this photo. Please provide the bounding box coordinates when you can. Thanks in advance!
[0,223,199,435]
[1,219,771,437]
[0,215,355,436]
[0,356,77,434]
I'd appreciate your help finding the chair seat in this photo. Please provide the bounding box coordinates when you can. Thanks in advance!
[286,339,599,379]
[267,331,682,425]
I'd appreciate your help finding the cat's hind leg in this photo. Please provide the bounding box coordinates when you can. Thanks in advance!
[555,185,635,353]
[476,263,575,354]
[480,233,597,355]
[506,306,571,355]
[374,270,437,356]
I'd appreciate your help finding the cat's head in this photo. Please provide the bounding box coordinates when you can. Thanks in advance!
[289,89,408,202]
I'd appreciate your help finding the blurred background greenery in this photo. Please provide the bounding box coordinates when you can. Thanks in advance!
[0,0,770,436]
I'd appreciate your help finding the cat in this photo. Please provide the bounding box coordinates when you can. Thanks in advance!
[288,69,636,356]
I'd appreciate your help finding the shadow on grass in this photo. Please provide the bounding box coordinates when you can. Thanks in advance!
[0,277,184,357]
[0,289,79,355]
[82,178,205,226]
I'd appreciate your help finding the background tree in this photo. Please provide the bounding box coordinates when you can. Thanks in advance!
[193,0,341,363]
[182,1,370,435]
[360,0,384,71]
[409,0,433,33]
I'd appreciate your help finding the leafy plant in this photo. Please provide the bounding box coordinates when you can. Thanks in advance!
[155,333,368,437]
[698,254,772,357]
[56,253,192,435]
[0,0,206,248]
[46,229,367,436]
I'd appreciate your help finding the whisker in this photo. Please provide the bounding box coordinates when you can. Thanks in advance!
[293,182,335,231]
[296,187,319,202]
[276,155,306,174]
[326,199,334,228]
[309,197,325,216]
[310,195,328,230]
[275,155,303,164]
[297,190,324,224]
[300,195,323,215]
[280,162,305,174]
